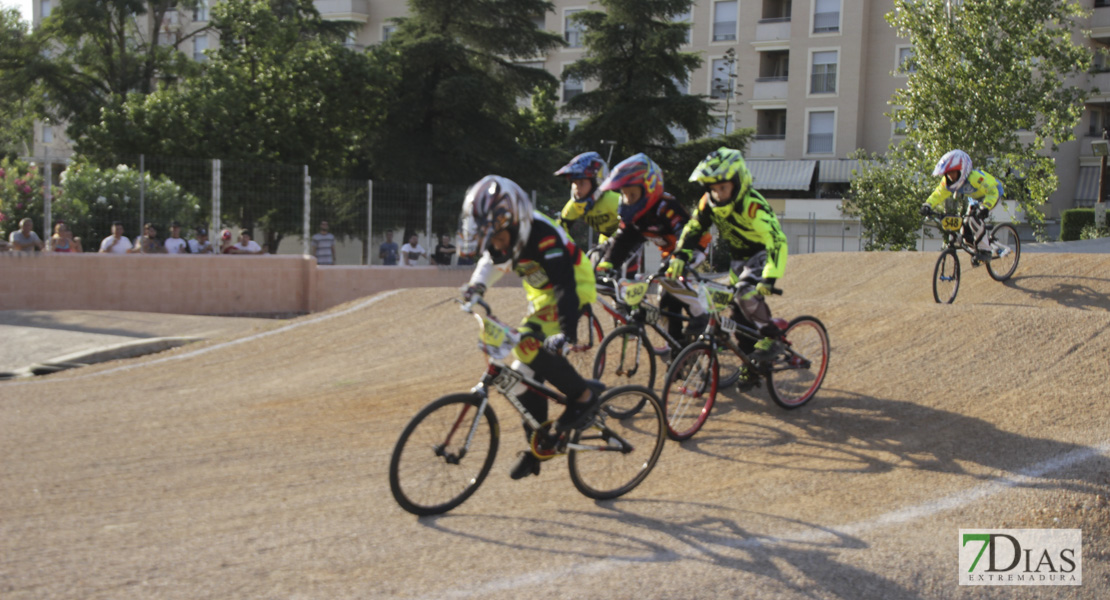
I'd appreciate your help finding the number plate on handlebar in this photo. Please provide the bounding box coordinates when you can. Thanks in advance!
[479,315,521,360]
[619,280,649,307]
[696,281,734,313]
[941,216,962,232]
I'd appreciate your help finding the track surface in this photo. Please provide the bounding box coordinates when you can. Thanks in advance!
[2,252,1109,599]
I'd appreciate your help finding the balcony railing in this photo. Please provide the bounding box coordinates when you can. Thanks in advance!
[750,138,786,158]
[756,18,791,42]
[753,79,789,100]
[315,0,371,18]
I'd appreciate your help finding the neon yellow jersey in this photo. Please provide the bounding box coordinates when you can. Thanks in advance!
[559,190,621,241]
[925,169,1002,211]
[678,191,788,281]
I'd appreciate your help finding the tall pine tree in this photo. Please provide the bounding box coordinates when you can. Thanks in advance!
[562,0,715,159]
[367,0,565,186]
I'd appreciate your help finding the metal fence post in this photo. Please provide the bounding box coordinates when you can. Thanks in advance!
[372,178,377,265]
[426,183,433,249]
[43,162,52,238]
[211,159,221,241]
[139,154,145,232]
[303,165,311,257]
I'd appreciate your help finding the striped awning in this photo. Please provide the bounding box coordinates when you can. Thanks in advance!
[746,160,816,191]
[1075,166,1100,202]
[818,160,866,183]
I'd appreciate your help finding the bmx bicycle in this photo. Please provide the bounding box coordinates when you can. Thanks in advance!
[660,269,830,441]
[923,201,1021,304]
[388,298,666,516]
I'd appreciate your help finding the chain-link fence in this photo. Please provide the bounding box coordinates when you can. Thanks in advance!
[19,154,585,265]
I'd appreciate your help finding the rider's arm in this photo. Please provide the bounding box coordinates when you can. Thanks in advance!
[925,180,953,210]
[746,197,789,281]
[601,221,642,269]
[467,251,509,289]
[970,170,1002,210]
[540,238,589,340]
[560,196,586,225]
[674,194,713,255]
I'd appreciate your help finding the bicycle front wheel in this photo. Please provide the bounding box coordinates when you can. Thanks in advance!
[661,341,719,441]
[568,309,604,377]
[568,385,666,500]
[987,223,1020,282]
[389,393,499,516]
[767,316,830,410]
[932,249,961,304]
[593,324,657,391]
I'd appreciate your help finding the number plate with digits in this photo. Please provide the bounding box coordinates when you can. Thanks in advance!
[620,281,649,307]
[941,216,962,232]
[491,369,523,395]
[643,304,660,325]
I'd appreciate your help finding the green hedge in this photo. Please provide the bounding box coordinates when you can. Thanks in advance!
[1060,208,1095,241]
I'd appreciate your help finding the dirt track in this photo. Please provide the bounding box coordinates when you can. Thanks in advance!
[2,252,1109,599]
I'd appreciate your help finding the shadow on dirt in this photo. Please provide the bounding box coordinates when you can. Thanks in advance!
[419,499,924,599]
[1001,275,1110,312]
[668,387,1108,495]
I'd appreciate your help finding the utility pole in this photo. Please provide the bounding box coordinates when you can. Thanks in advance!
[1099,129,1109,230]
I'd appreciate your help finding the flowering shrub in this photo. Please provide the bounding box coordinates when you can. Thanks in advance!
[0,157,44,238]
[54,161,204,248]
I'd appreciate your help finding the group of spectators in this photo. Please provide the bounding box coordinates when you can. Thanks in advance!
[4,219,264,255]
[375,230,467,267]
[7,218,467,267]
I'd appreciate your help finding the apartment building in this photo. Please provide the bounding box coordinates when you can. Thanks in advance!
[29,0,1108,240]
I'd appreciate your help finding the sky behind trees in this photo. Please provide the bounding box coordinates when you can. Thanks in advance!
[0,1,31,23]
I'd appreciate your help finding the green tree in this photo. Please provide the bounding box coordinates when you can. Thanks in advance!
[19,1,208,145]
[0,157,45,236]
[562,0,716,159]
[80,0,391,253]
[853,0,1092,246]
[367,0,565,188]
[0,8,36,158]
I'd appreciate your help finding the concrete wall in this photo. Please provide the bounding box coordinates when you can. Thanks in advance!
[0,254,501,316]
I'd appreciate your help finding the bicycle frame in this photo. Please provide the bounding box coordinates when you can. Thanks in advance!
[595,273,690,356]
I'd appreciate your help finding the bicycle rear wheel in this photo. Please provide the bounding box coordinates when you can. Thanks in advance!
[568,385,666,500]
[661,341,718,441]
[568,309,604,377]
[767,316,829,409]
[986,223,1020,282]
[389,393,499,516]
[932,249,961,304]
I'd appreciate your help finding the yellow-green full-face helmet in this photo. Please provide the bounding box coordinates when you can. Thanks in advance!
[688,147,752,207]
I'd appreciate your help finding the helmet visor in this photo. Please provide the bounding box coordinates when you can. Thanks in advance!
[458,213,491,257]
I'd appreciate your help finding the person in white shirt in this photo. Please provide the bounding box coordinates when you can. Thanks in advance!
[99,221,133,254]
[228,230,263,254]
[164,222,189,254]
[188,227,214,254]
[400,233,426,266]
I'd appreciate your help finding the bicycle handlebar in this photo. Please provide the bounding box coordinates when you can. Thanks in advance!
[678,263,783,296]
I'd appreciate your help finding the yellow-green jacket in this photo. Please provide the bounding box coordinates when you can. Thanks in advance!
[925,169,1002,211]
[676,190,788,282]
[559,190,622,242]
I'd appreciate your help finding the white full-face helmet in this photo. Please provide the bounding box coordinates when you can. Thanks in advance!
[459,175,534,260]
[932,149,972,192]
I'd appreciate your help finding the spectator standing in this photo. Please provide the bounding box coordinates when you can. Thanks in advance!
[46,222,82,253]
[432,234,457,265]
[99,221,133,254]
[400,233,426,266]
[229,230,263,254]
[129,223,166,254]
[189,227,214,254]
[379,230,399,265]
[311,220,336,265]
[164,222,189,254]
[8,218,44,253]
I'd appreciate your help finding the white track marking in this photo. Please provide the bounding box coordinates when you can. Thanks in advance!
[412,442,1110,599]
[6,290,403,385]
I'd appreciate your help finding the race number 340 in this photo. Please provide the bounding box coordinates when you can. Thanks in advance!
[959,529,1081,586]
